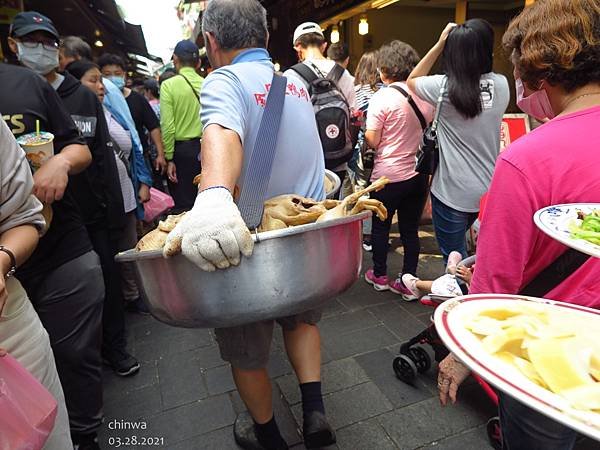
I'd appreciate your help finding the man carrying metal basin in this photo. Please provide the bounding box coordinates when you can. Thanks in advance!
[163,1,334,449]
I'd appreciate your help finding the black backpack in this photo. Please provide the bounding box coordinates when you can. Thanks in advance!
[291,62,353,170]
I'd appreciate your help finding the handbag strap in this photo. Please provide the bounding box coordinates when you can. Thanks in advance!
[179,74,200,103]
[237,74,287,230]
[518,248,590,297]
[389,84,427,131]
[430,78,447,133]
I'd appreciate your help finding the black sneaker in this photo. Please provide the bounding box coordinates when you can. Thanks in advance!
[72,432,100,450]
[103,348,140,377]
[362,241,372,252]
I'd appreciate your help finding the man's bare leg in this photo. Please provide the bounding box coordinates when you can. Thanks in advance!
[283,323,335,448]
[232,367,273,424]
[283,322,321,383]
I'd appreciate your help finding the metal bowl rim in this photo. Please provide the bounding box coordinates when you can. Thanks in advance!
[116,211,370,262]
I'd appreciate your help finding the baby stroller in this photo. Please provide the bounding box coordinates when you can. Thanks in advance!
[391,256,502,450]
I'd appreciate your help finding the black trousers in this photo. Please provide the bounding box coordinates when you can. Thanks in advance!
[88,226,126,355]
[168,138,201,214]
[371,174,429,277]
[21,251,104,436]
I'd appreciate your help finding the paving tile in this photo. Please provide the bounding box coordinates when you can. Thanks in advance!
[194,345,228,370]
[293,382,393,430]
[322,298,348,317]
[336,281,388,311]
[322,325,398,360]
[135,326,213,362]
[158,351,208,410]
[377,385,496,450]
[103,360,159,403]
[318,310,380,340]
[103,384,163,421]
[145,394,235,446]
[367,303,428,341]
[355,349,434,408]
[277,358,370,406]
[335,419,397,450]
[268,351,294,378]
[205,364,236,395]
[420,425,490,450]
[170,426,235,450]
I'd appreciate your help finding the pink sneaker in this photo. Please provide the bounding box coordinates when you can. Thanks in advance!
[446,251,463,275]
[364,269,390,291]
[401,274,425,299]
[389,277,417,301]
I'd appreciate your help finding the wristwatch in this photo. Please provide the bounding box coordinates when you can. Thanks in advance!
[0,246,16,278]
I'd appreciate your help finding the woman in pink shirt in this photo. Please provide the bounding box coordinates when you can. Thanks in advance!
[437,1,600,449]
[363,41,434,299]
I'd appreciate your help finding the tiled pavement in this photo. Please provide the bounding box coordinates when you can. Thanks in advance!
[99,228,598,450]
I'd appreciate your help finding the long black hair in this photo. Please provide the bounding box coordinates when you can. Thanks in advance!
[442,19,494,119]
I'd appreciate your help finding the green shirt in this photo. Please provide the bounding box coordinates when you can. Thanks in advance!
[159,67,204,160]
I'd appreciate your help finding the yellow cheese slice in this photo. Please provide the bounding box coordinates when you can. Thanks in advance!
[527,338,595,393]
[482,326,526,354]
[560,383,600,410]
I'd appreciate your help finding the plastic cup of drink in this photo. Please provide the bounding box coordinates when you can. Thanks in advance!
[16,132,55,172]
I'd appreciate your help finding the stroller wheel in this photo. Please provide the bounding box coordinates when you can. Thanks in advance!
[408,346,432,374]
[393,355,417,383]
[486,416,502,450]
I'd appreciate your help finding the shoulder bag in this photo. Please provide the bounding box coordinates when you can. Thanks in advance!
[415,79,446,175]
[179,74,200,103]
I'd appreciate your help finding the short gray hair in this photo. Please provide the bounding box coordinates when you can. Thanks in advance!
[202,0,268,50]
[60,36,92,60]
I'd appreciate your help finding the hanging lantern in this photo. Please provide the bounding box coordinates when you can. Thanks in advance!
[358,17,369,36]
[330,25,340,44]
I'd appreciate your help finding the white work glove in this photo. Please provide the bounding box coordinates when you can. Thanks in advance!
[163,187,254,271]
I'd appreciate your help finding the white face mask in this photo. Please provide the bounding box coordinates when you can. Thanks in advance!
[16,42,59,75]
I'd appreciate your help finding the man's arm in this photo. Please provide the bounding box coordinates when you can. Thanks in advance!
[150,128,167,173]
[198,124,243,192]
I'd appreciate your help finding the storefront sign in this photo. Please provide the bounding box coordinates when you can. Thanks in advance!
[500,113,531,151]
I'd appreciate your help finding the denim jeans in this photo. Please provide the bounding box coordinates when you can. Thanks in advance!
[431,194,478,263]
[499,393,577,450]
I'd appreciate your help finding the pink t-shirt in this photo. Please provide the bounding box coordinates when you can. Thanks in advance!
[470,106,600,308]
[366,82,433,183]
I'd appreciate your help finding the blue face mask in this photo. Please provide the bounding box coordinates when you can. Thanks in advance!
[107,75,125,91]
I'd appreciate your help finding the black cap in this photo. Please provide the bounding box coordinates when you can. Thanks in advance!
[10,11,59,40]
[173,40,199,59]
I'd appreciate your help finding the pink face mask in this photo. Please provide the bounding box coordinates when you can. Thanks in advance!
[516,78,555,121]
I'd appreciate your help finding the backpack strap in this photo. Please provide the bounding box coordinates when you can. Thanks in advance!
[389,84,428,131]
[290,63,319,84]
[518,248,590,297]
[327,63,345,83]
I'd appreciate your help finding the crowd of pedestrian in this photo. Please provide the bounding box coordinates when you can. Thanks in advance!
[0,0,599,450]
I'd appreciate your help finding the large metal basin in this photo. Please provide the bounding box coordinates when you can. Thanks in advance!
[116,212,368,328]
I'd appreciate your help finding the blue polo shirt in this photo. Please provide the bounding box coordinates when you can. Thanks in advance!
[200,48,325,201]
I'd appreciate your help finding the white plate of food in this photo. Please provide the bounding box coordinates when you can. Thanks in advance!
[434,294,600,441]
[534,204,600,258]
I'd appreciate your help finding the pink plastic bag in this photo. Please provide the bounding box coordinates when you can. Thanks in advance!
[143,188,174,223]
[0,353,58,450]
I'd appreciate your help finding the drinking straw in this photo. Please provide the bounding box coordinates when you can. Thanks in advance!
[36,119,40,136]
